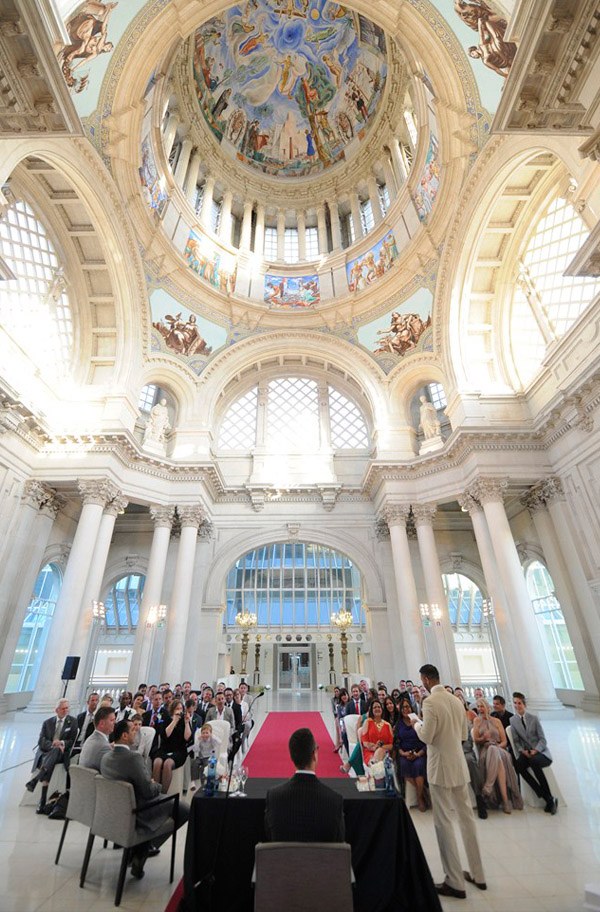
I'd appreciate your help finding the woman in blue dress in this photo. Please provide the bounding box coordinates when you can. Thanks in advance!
[305,129,316,159]
[394,697,428,811]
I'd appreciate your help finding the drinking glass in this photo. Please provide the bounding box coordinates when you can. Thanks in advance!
[238,766,248,797]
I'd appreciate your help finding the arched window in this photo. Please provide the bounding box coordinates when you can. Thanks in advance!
[0,199,74,376]
[443,572,503,694]
[225,542,365,630]
[7,563,62,693]
[525,560,583,689]
[511,197,600,387]
[103,574,145,632]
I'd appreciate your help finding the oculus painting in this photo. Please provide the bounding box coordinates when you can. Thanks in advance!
[346,232,399,291]
[264,274,320,307]
[192,0,388,178]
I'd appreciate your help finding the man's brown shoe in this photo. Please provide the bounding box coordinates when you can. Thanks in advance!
[435,882,466,899]
[464,871,487,890]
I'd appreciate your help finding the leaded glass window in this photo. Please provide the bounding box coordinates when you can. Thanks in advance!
[103,574,145,632]
[526,560,583,689]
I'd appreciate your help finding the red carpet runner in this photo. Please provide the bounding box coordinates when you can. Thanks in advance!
[243,711,345,778]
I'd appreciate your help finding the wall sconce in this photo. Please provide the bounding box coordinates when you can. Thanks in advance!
[147,604,167,628]
[92,600,106,622]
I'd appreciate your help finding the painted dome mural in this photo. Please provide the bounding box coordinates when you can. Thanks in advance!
[192,0,388,178]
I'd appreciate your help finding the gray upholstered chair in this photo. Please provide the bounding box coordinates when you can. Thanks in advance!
[253,842,354,912]
[54,765,98,870]
[84,775,180,906]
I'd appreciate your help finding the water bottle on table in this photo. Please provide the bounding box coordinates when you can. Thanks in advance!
[204,750,217,797]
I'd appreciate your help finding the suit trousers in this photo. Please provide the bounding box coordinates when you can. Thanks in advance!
[38,746,67,782]
[429,782,485,891]
[513,753,552,802]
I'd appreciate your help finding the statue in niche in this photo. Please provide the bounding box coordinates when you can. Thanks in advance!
[454,0,517,79]
[144,398,170,445]
[419,396,441,439]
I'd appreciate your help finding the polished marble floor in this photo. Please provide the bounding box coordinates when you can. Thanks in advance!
[1,692,599,912]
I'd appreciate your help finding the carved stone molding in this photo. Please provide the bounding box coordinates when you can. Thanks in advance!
[22,479,51,509]
[197,520,214,541]
[286,523,301,539]
[77,478,120,508]
[540,476,566,504]
[467,478,508,506]
[317,485,341,512]
[104,494,129,517]
[374,519,390,542]
[178,505,206,528]
[520,488,547,514]
[124,553,141,569]
[412,503,437,526]
[456,492,482,515]
[149,504,176,528]
[379,503,411,528]
[0,405,24,435]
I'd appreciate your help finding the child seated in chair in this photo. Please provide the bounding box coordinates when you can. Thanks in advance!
[190,723,219,790]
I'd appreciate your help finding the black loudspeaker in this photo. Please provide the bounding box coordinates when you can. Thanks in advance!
[61,656,80,680]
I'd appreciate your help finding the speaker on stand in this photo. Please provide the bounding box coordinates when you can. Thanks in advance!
[60,656,80,698]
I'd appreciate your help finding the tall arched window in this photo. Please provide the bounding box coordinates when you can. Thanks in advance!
[103,574,145,632]
[225,543,365,630]
[443,572,503,694]
[511,197,600,387]
[7,563,62,693]
[0,199,74,376]
[525,560,583,689]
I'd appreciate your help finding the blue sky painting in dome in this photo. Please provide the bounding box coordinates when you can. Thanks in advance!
[192,0,388,178]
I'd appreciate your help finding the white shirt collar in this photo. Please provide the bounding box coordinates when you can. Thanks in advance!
[295,769,316,775]
[114,743,130,750]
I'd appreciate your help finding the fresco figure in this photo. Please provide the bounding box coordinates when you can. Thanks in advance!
[59,0,118,93]
[373,311,432,356]
[454,0,517,78]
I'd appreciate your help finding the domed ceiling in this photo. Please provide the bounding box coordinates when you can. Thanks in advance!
[192,0,388,178]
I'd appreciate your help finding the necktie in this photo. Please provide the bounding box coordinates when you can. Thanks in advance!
[55,719,63,740]
[151,711,157,725]
[355,701,359,712]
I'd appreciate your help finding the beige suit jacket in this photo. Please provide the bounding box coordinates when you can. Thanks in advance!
[414,684,469,787]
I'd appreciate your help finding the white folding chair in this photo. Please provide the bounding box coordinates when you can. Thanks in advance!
[506,726,566,808]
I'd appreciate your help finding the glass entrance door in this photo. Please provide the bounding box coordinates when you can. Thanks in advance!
[278,647,311,690]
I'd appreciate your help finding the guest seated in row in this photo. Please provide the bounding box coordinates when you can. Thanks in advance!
[383,695,399,728]
[394,697,428,811]
[152,698,192,793]
[190,722,219,790]
[360,699,393,766]
[76,692,99,747]
[115,691,133,722]
[79,706,116,771]
[26,699,78,813]
[205,691,235,729]
[472,698,523,814]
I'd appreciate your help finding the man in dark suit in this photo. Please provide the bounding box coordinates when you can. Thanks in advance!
[224,687,243,732]
[26,698,78,812]
[343,684,367,717]
[76,692,99,747]
[101,720,190,879]
[265,728,345,842]
[511,691,557,814]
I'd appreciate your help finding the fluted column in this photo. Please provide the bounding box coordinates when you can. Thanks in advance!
[240,200,254,251]
[70,494,129,702]
[0,489,61,714]
[458,493,521,695]
[297,210,306,261]
[468,478,560,709]
[367,174,384,223]
[199,174,215,229]
[276,209,285,260]
[254,203,265,254]
[162,506,205,682]
[328,199,341,250]
[127,505,175,690]
[413,504,461,684]
[316,205,328,254]
[163,112,180,158]
[380,504,426,675]
[350,193,363,240]
[184,150,202,202]
[28,479,119,712]
[390,136,407,183]
[536,478,600,707]
[381,154,397,198]
[219,189,233,243]
[174,137,193,185]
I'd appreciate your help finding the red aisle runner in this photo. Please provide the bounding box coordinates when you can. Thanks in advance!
[243,711,345,778]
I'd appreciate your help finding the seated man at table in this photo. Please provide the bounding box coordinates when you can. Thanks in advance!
[265,728,345,842]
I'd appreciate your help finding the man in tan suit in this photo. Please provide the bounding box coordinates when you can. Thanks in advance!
[410,664,486,899]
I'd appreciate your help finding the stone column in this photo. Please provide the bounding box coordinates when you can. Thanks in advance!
[162,506,205,683]
[297,209,306,261]
[219,189,233,243]
[379,504,426,675]
[458,493,521,696]
[350,193,363,240]
[382,154,397,198]
[184,150,202,203]
[174,137,193,186]
[276,209,286,261]
[316,205,328,254]
[390,136,407,183]
[28,479,119,712]
[199,174,215,229]
[163,111,180,158]
[127,505,175,690]
[70,494,129,703]
[538,478,600,709]
[181,522,213,673]
[367,174,384,223]
[0,488,61,715]
[413,504,461,684]
[240,200,254,251]
[468,478,560,709]
[254,203,265,254]
[328,199,342,250]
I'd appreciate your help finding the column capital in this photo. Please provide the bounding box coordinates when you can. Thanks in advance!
[150,504,176,528]
[22,480,53,510]
[412,503,437,526]
[540,476,565,504]
[379,503,411,527]
[104,494,129,517]
[78,478,120,507]
[467,477,508,505]
[39,492,65,520]
[457,492,483,515]
[520,488,547,515]
[178,505,206,529]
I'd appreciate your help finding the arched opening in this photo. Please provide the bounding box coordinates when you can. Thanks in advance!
[87,573,146,698]
[6,563,62,694]
[525,560,583,690]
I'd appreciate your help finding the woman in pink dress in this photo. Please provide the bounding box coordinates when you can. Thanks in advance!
[473,698,523,814]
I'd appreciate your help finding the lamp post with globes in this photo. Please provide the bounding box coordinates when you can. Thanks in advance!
[331,608,353,689]
[235,609,257,676]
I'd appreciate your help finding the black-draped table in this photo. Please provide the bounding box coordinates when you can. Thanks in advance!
[182,778,442,912]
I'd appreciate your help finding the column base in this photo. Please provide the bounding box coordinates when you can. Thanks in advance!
[526,696,573,715]
[581,693,600,713]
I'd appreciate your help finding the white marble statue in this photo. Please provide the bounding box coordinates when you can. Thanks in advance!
[143,397,170,444]
[419,395,441,439]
